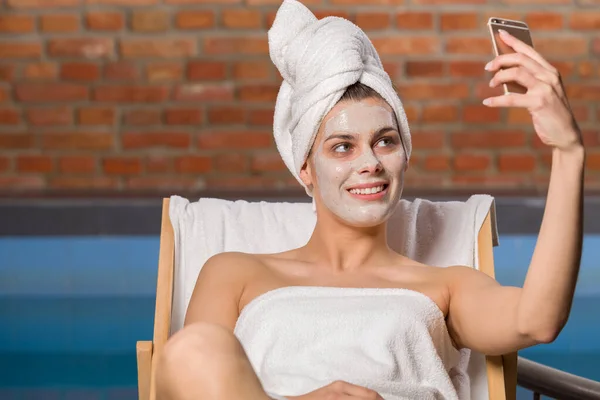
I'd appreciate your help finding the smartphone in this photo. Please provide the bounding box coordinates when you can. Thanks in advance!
[487,17,534,95]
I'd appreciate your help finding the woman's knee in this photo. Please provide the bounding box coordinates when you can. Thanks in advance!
[160,322,244,369]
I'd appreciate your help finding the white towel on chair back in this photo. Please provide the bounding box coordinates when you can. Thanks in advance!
[168,194,498,400]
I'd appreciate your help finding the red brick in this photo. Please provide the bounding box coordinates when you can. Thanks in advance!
[7,0,80,7]
[0,108,20,124]
[502,0,570,3]
[48,38,113,58]
[165,108,203,125]
[0,88,7,103]
[373,36,439,55]
[187,61,227,80]
[440,13,478,30]
[0,176,44,190]
[248,108,273,126]
[197,130,271,149]
[0,133,35,149]
[23,63,57,80]
[330,0,403,4]
[0,65,15,81]
[222,9,262,29]
[526,12,564,30]
[535,38,589,57]
[78,107,115,125]
[355,12,390,30]
[42,132,114,150]
[238,84,279,102]
[146,62,183,82]
[175,155,212,173]
[145,156,172,173]
[405,61,444,78]
[421,105,457,123]
[103,157,142,175]
[214,153,247,172]
[60,62,100,81]
[383,61,402,80]
[577,61,597,79]
[397,83,469,100]
[451,131,527,148]
[0,157,11,173]
[251,153,286,172]
[86,11,124,31]
[0,15,35,33]
[40,14,79,32]
[410,131,445,149]
[453,154,491,171]
[16,83,88,102]
[17,155,54,173]
[423,154,450,171]
[49,176,118,190]
[122,131,191,149]
[59,156,96,173]
[104,62,138,80]
[203,37,268,55]
[570,12,600,30]
[86,0,158,4]
[551,61,576,78]
[93,85,170,102]
[131,10,169,32]
[446,37,491,54]
[448,61,486,78]
[232,61,271,80]
[246,0,316,4]
[313,10,352,20]
[499,153,537,172]
[0,43,41,59]
[166,0,240,3]
[567,84,600,100]
[123,109,161,125]
[175,10,214,29]
[452,174,529,188]
[462,104,501,123]
[26,106,72,126]
[208,106,245,124]
[396,12,433,29]
[173,83,234,102]
[587,152,600,171]
[120,39,196,58]
[411,0,484,3]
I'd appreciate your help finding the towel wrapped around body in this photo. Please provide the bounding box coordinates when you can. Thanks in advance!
[234,286,469,400]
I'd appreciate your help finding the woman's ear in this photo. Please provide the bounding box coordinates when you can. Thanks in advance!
[299,159,313,190]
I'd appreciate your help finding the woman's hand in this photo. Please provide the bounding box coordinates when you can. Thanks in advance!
[286,380,384,399]
[482,28,583,153]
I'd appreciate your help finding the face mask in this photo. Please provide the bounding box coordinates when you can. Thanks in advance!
[312,101,407,227]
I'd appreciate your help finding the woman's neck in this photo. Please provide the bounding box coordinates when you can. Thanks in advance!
[300,212,393,274]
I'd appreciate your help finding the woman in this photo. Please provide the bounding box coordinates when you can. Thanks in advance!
[155,6,585,400]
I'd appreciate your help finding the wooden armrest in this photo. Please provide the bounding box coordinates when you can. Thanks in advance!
[137,340,153,400]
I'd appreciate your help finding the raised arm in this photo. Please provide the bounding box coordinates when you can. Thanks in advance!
[446,29,585,356]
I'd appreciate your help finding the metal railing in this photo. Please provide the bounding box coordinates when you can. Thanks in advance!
[518,357,600,399]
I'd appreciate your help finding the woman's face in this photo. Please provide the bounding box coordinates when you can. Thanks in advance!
[302,97,408,227]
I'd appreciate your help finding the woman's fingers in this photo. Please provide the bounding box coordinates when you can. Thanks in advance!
[496,29,555,72]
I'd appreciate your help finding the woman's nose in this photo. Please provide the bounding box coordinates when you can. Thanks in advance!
[358,151,382,175]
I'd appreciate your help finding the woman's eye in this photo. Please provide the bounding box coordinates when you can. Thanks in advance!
[376,138,392,147]
[333,143,351,153]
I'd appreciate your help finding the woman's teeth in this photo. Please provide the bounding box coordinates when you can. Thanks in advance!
[349,185,385,195]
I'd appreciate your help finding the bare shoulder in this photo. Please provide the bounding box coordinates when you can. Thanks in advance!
[184,251,267,329]
[439,264,501,292]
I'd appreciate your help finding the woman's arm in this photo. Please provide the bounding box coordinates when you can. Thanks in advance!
[445,28,585,356]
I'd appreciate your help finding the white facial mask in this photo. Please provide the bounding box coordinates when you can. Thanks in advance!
[313,101,406,227]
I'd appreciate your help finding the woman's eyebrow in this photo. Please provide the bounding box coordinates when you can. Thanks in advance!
[373,127,399,140]
[324,133,356,143]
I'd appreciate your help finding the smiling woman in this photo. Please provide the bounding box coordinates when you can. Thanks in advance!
[301,91,408,227]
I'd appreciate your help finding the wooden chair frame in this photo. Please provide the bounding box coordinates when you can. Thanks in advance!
[136,198,517,400]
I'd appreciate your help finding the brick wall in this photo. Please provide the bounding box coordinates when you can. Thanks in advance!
[0,0,598,195]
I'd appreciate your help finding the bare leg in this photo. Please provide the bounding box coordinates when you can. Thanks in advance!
[155,322,272,400]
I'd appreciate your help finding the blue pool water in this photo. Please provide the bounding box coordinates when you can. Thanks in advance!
[1,235,599,399]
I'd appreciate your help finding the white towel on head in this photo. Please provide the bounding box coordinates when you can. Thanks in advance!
[269,0,412,194]
[169,194,498,400]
